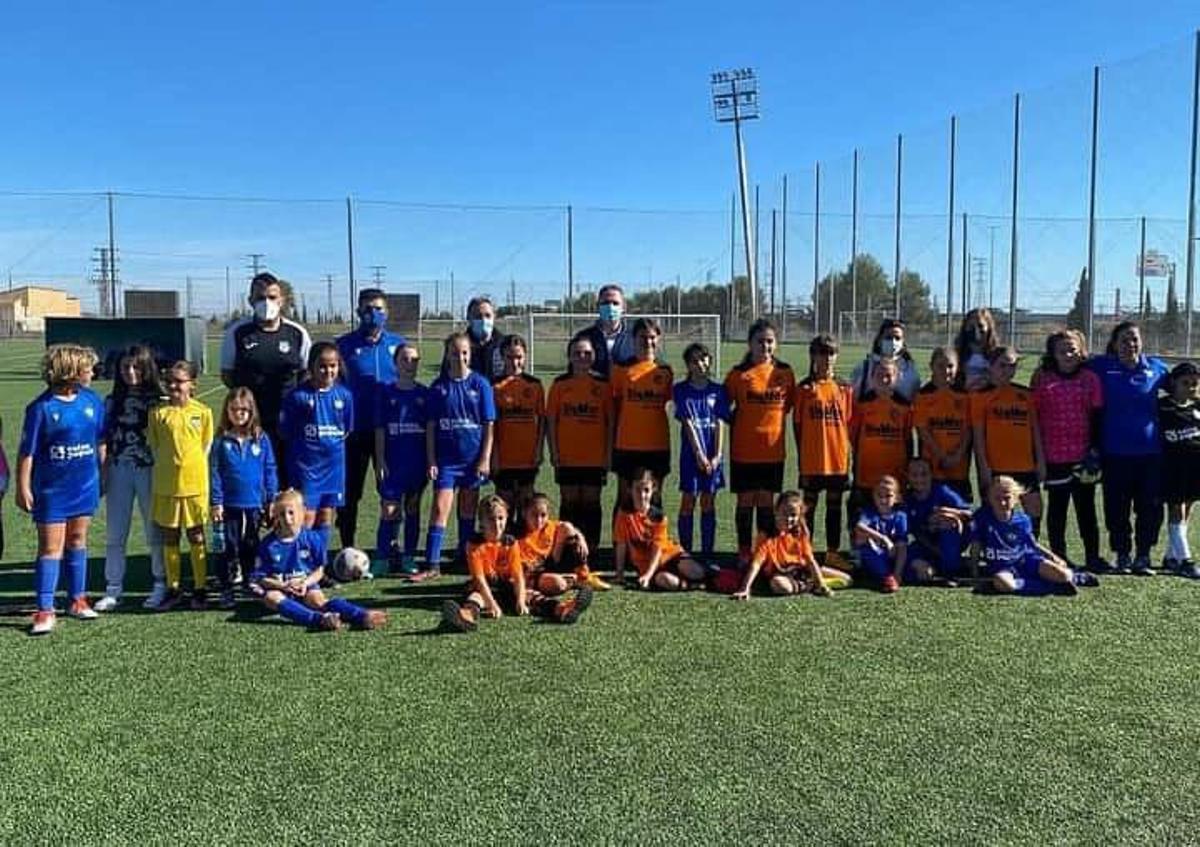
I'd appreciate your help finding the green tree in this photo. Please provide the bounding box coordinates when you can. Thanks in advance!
[1066,267,1089,332]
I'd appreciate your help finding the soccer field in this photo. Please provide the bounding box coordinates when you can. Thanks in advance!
[2,336,1199,843]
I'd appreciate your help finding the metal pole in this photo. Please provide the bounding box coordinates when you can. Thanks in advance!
[1008,93,1021,341]
[1139,216,1147,318]
[566,204,574,307]
[732,76,758,320]
[345,196,356,318]
[107,191,117,317]
[450,271,456,318]
[1187,29,1200,355]
[989,226,996,309]
[814,161,821,334]
[769,209,777,320]
[894,134,902,318]
[225,266,231,319]
[781,173,788,340]
[729,191,737,333]
[1086,66,1100,350]
[946,115,957,343]
[755,183,761,319]
[851,148,859,334]
[962,212,969,314]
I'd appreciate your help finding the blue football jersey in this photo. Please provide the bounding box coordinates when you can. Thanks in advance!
[970,507,1036,567]
[378,382,429,478]
[252,528,328,582]
[337,328,405,432]
[428,371,496,467]
[279,381,354,495]
[904,483,968,534]
[19,387,106,521]
[672,379,731,478]
[856,506,908,554]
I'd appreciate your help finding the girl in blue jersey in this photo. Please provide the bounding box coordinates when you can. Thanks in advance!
[279,343,354,559]
[672,342,730,557]
[423,332,496,578]
[374,343,429,577]
[972,475,1095,595]
[903,457,972,585]
[17,344,107,635]
[249,489,387,631]
[210,388,278,609]
[852,475,908,593]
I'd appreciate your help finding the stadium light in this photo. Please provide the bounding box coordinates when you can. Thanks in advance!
[711,67,759,320]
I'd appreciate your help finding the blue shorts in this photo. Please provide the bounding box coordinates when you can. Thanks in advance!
[678,462,725,495]
[379,470,428,502]
[33,487,98,525]
[300,486,344,510]
[435,464,488,492]
[986,553,1060,593]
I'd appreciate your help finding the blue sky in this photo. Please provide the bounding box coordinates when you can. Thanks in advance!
[2,1,1198,316]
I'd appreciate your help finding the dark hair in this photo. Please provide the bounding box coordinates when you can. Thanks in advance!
[597,283,624,301]
[808,334,838,378]
[632,317,661,339]
[1106,320,1141,356]
[219,387,262,438]
[249,272,279,295]
[566,330,595,375]
[1039,329,1087,376]
[307,341,341,372]
[357,288,386,307]
[502,334,527,355]
[523,491,551,511]
[466,296,495,319]
[682,342,710,365]
[739,318,778,367]
[393,340,419,362]
[952,308,999,387]
[987,344,1019,364]
[870,318,912,361]
[113,344,164,402]
[165,359,198,381]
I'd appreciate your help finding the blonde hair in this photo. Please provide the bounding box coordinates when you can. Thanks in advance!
[989,474,1025,499]
[477,493,509,521]
[272,488,305,514]
[876,475,901,495]
[41,344,96,388]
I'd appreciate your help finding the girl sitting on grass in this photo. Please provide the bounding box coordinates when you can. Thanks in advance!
[852,475,908,594]
[614,468,706,590]
[249,489,386,631]
[732,490,850,600]
[903,457,972,586]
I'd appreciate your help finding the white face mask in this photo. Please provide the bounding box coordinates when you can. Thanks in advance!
[880,337,903,357]
[253,298,281,322]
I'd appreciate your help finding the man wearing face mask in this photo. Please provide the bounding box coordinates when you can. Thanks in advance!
[221,272,312,466]
[335,288,407,549]
[579,283,636,377]
[465,296,509,381]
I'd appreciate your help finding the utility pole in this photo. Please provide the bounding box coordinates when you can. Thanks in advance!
[711,68,760,319]
[91,247,114,317]
[369,265,387,286]
[324,274,335,317]
[106,192,118,317]
[186,275,194,318]
[450,271,456,317]
[225,266,231,318]
[246,253,266,280]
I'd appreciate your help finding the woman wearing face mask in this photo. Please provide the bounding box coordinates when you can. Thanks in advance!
[850,318,921,402]
[465,296,509,382]
[220,272,312,468]
[335,288,407,550]
[579,284,637,378]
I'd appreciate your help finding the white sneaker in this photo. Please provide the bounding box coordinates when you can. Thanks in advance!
[94,595,120,613]
[68,597,99,620]
[143,583,167,610]
[30,611,56,635]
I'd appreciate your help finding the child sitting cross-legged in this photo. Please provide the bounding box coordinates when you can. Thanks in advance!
[732,491,851,600]
[902,456,972,586]
[517,492,609,592]
[614,468,707,590]
[248,489,387,631]
[852,475,909,594]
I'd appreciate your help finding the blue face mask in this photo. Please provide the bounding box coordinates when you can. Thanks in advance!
[359,307,387,332]
[598,303,623,323]
[469,317,494,340]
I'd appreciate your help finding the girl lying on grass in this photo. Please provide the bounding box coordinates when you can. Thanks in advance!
[732,490,850,600]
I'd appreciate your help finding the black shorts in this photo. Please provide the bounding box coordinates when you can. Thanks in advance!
[799,474,850,494]
[1043,462,1077,489]
[731,461,785,494]
[612,449,671,481]
[555,466,608,487]
[492,469,538,490]
[1162,457,1200,504]
[993,470,1040,492]
[530,538,586,575]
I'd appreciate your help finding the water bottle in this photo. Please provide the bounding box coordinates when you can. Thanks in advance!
[211,519,225,555]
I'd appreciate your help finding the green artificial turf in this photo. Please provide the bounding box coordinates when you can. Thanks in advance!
[0,335,1197,844]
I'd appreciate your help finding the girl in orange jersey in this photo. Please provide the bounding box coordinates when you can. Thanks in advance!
[614,469,706,590]
[793,334,854,568]
[912,347,973,502]
[724,319,796,563]
[732,490,851,600]
[441,494,593,632]
[971,345,1045,536]
[611,318,673,507]
[517,492,608,593]
[491,335,545,532]
[849,358,913,522]
[546,333,612,553]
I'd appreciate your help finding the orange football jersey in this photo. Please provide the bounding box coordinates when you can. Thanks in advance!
[493,373,545,470]
[912,384,972,481]
[725,359,796,463]
[546,372,612,468]
[793,376,853,476]
[850,392,913,489]
[612,360,673,451]
[971,383,1036,473]
[613,509,683,576]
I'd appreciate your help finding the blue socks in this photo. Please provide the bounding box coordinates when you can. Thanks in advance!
[677,513,695,552]
[63,547,87,599]
[403,513,421,556]
[316,523,333,564]
[34,556,61,611]
[700,511,717,555]
[457,517,475,557]
[324,597,367,627]
[277,597,322,627]
[376,520,398,561]
[858,547,891,581]
[425,525,446,567]
[938,530,964,579]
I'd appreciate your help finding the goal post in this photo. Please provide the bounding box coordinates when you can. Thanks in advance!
[416,312,723,376]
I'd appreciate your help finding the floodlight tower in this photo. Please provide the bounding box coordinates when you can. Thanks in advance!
[711,68,760,320]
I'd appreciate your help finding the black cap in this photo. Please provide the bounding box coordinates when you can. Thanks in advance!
[1171,361,1200,379]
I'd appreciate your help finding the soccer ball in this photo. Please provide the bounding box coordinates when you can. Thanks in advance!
[332,547,372,582]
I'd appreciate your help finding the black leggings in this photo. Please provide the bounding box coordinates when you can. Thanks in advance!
[1045,479,1099,564]
[802,490,844,552]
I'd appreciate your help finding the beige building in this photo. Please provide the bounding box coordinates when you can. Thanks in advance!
[0,286,82,334]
